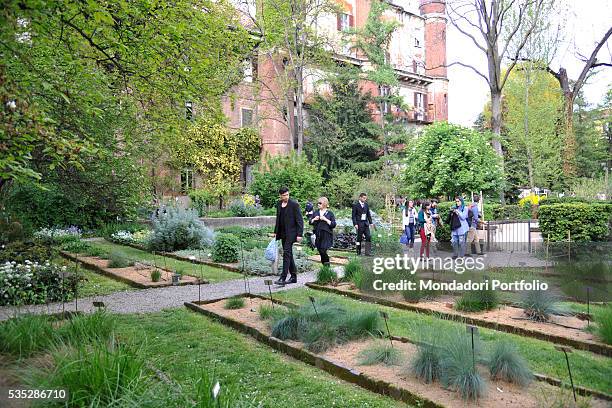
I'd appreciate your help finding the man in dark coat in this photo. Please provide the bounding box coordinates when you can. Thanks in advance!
[352,192,373,256]
[273,187,303,284]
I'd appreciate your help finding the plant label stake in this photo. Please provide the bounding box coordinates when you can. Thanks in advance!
[466,325,478,371]
[586,286,591,326]
[380,311,393,348]
[212,381,221,408]
[74,261,80,312]
[93,301,105,308]
[555,345,576,402]
[264,279,274,309]
[309,296,320,320]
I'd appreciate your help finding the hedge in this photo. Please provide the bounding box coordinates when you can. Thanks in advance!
[538,203,612,242]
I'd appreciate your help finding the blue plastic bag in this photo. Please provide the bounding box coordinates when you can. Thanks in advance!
[399,233,408,245]
[264,239,278,262]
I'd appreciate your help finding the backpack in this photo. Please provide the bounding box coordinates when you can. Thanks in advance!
[467,205,474,227]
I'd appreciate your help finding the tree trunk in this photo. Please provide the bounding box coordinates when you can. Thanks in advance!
[523,68,534,189]
[295,68,305,155]
[562,91,577,180]
[490,89,506,203]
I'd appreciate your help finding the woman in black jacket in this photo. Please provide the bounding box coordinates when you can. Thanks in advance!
[309,197,337,266]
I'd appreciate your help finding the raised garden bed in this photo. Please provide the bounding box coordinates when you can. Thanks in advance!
[305,283,612,357]
[61,251,203,289]
[185,294,611,407]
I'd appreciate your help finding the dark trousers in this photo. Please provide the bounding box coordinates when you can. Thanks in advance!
[356,222,371,255]
[318,247,330,264]
[281,238,297,280]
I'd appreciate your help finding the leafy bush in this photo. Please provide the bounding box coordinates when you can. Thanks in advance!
[0,240,53,264]
[0,215,25,243]
[107,250,132,268]
[188,188,216,216]
[593,304,612,345]
[0,261,80,306]
[34,226,81,244]
[323,170,362,208]
[454,287,499,312]
[316,264,337,284]
[150,269,161,282]
[538,203,611,242]
[148,207,216,251]
[216,226,273,240]
[212,234,240,263]
[486,341,532,386]
[224,296,245,309]
[439,329,486,400]
[60,240,91,254]
[228,195,263,217]
[519,290,566,322]
[250,152,323,207]
[98,221,147,239]
[357,342,403,366]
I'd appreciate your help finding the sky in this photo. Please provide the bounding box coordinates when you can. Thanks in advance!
[447,0,612,126]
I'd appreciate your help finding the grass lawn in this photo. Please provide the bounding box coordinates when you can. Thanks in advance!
[88,240,242,283]
[274,287,612,396]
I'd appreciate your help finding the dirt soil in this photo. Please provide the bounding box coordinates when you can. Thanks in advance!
[75,255,199,287]
[196,298,607,408]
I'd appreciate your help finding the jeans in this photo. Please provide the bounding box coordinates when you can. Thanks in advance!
[281,238,297,280]
[404,224,416,248]
[451,231,467,257]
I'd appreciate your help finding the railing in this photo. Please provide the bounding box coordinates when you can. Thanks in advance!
[483,219,540,253]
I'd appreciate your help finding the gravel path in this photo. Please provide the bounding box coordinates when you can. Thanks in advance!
[0,271,317,321]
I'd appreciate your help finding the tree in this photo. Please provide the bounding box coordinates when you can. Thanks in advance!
[446,0,553,200]
[403,122,504,198]
[306,66,382,176]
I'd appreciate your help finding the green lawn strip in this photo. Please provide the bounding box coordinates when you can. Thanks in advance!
[275,288,612,395]
[115,309,409,408]
[88,240,241,283]
[51,256,134,297]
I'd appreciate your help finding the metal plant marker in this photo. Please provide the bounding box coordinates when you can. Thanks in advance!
[74,260,80,312]
[212,381,221,407]
[466,325,479,371]
[309,296,320,320]
[555,345,576,402]
[93,301,105,309]
[586,286,591,327]
[264,279,274,309]
[380,311,393,348]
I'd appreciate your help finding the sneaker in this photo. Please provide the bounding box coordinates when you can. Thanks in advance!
[274,279,286,285]
[286,277,297,284]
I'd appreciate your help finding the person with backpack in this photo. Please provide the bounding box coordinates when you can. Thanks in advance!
[402,199,418,251]
[466,195,483,256]
[447,196,469,258]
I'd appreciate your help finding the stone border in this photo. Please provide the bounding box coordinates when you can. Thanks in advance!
[186,293,611,403]
[305,283,612,357]
[60,251,206,289]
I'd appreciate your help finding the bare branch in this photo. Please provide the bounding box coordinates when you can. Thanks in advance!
[572,26,612,95]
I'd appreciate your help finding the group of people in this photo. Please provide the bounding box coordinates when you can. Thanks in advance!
[271,186,483,285]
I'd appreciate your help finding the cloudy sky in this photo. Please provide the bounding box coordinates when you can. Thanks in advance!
[447,0,612,126]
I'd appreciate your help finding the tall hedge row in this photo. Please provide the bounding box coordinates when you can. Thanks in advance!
[538,203,612,242]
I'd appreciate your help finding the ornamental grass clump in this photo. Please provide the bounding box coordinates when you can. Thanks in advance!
[357,342,403,366]
[150,269,161,282]
[316,264,337,284]
[224,296,245,310]
[486,341,532,386]
[107,250,132,268]
[342,257,363,282]
[439,329,486,401]
[56,310,117,346]
[409,326,443,383]
[519,290,566,322]
[593,304,612,345]
[0,314,57,358]
[454,286,499,312]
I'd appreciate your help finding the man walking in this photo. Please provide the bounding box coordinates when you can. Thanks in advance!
[352,192,373,256]
[273,187,303,285]
[466,194,483,256]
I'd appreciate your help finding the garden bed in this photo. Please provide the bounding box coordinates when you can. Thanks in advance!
[61,251,202,289]
[185,294,610,407]
[305,283,612,357]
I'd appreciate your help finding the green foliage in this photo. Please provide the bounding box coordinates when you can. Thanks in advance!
[56,310,117,346]
[258,304,279,320]
[229,199,263,217]
[411,341,442,384]
[189,189,217,216]
[148,207,216,252]
[107,250,132,268]
[150,269,161,282]
[519,290,566,322]
[316,264,337,284]
[342,257,363,283]
[538,203,611,242]
[322,170,363,208]
[194,369,253,408]
[486,341,532,386]
[224,296,245,310]
[271,314,301,340]
[454,287,499,312]
[0,215,25,243]
[403,122,504,198]
[216,226,274,240]
[60,240,91,254]
[593,304,612,345]
[212,234,240,263]
[439,329,486,400]
[0,240,52,264]
[0,314,57,357]
[250,152,323,207]
[357,342,403,366]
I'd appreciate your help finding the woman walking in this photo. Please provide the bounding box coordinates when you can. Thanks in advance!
[448,197,469,258]
[417,201,434,258]
[402,199,418,251]
[310,197,337,266]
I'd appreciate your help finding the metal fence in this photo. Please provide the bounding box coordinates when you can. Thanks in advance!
[483,219,541,253]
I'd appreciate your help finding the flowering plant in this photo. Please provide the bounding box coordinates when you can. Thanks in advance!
[34,227,82,244]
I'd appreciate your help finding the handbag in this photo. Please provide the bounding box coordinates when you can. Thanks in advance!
[264,239,278,262]
[399,233,408,245]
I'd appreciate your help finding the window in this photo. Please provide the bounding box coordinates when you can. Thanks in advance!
[241,108,253,127]
[243,60,253,82]
[337,13,352,31]
[180,169,194,193]
[185,101,193,120]
[414,92,425,121]
[380,86,390,114]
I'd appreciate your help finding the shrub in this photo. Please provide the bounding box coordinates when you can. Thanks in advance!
[486,341,532,386]
[0,240,53,264]
[83,245,106,257]
[271,314,300,340]
[60,240,91,253]
[454,287,499,312]
[357,342,403,366]
[538,203,612,242]
[0,215,25,243]
[343,257,363,282]
[249,152,323,207]
[98,221,147,239]
[0,314,56,357]
[519,290,566,322]
[224,296,245,310]
[228,197,262,217]
[148,207,216,252]
[316,264,337,284]
[188,188,216,216]
[323,170,362,208]
[34,226,82,245]
[593,304,612,345]
[216,226,273,240]
[212,234,240,263]
[439,331,486,400]
[151,269,161,282]
[107,250,132,268]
